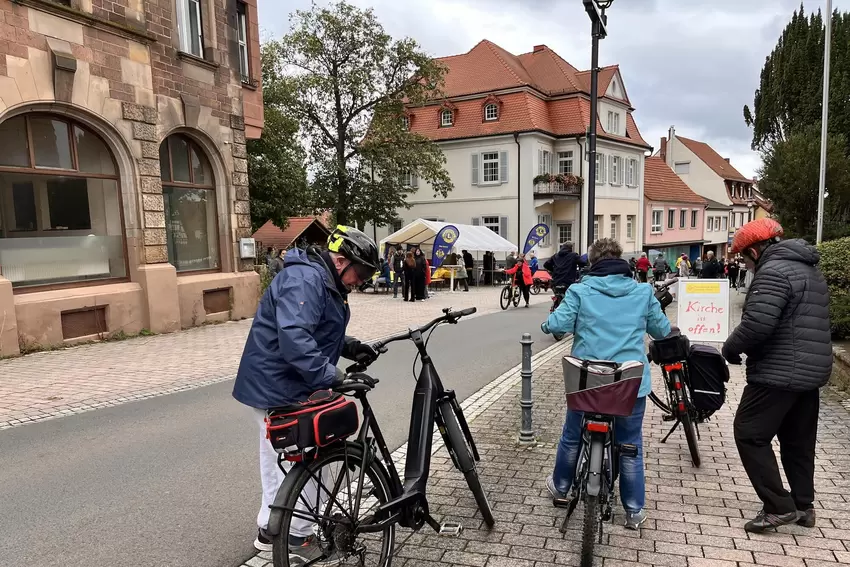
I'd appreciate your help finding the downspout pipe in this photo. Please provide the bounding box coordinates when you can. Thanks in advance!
[515,132,521,250]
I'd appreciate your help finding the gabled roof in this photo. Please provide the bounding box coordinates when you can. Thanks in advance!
[437,41,629,104]
[252,217,330,250]
[644,157,707,205]
[677,137,751,183]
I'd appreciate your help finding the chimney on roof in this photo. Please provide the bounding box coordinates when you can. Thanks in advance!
[666,126,676,167]
[533,45,546,53]
[660,137,667,161]
[724,157,730,163]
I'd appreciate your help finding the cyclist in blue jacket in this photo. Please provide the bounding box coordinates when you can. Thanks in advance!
[541,238,671,530]
[233,226,380,560]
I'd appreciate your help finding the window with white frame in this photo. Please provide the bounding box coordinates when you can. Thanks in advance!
[593,216,601,242]
[539,150,551,175]
[607,111,620,134]
[674,161,690,175]
[626,215,635,240]
[557,151,573,175]
[484,104,498,121]
[441,109,453,127]
[482,216,500,235]
[610,156,622,185]
[740,212,746,226]
[401,115,410,130]
[721,216,728,232]
[391,219,403,233]
[691,209,698,228]
[558,223,573,245]
[595,153,606,184]
[177,0,204,57]
[651,210,663,234]
[680,209,687,229]
[707,216,714,231]
[714,217,721,231]
[667,209,675,229]
[236,2,250,82]
[626,159,636,186]
[482,152,499,183]
[400,171,412,187]
[610,215,620,240]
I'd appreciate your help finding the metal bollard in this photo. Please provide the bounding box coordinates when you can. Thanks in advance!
[518,333,536,446]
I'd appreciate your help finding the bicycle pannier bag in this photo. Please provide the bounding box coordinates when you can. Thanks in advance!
[562,357,644,417]
[648,333,690,365]
[686,345,729,413]
[266,390,359,452]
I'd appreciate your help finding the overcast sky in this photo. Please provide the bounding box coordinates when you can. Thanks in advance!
[257,0,846,179]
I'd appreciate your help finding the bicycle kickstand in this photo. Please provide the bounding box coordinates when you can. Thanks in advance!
[660,419,681,444]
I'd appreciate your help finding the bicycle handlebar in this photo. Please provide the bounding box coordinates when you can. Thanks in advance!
[654,277,679,290]
[372,307,477,350]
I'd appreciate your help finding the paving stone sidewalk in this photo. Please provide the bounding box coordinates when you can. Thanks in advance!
[242,294,850,567]
[0,287,540,429]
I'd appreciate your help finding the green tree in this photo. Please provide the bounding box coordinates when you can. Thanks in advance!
[757,126,850,239]
[268,1,453,228]
[744,5,850,152]
[247,44,310,231]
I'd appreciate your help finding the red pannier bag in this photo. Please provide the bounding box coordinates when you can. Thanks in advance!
[561,357,644,417]
[266,390,359,452]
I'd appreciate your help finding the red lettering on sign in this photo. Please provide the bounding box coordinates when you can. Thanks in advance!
[685,301,725,314]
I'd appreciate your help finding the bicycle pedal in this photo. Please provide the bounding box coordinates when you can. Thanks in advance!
[437,522,464,537]
[661,414,676,422]
[552,496,572,509]
[619,444,638,458]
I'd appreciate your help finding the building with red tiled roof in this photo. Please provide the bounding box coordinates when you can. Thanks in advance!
[643,157,707,261]
[659,126,765,258]
[378,40,652,256]
[252,217,330,253]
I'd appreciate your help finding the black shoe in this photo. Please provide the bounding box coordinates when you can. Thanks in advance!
[797,508,816,528]
[744,509,800,533]
[254,528,273,552]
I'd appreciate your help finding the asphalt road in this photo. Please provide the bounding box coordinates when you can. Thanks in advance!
[0,302,557,567]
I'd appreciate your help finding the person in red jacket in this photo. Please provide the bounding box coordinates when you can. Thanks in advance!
[635,252,652,283]
[505,253,534,307]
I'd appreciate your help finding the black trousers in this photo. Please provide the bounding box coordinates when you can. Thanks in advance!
[403,274,414,301]
[734,384,820,514]
[517,280,530,304]
[638,271,647,283]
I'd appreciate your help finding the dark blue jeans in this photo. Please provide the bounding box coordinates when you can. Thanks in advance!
[552,396,646,513]
[393,273,402,297]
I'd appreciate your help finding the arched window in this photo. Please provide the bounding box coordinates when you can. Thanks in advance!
[484,103,498,121]
[0,114,126,288]
[159,134,219,272]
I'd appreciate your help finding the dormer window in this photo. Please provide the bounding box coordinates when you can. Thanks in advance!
[402,115,410,130]
[441,109,453,127]
[484,104,498,121]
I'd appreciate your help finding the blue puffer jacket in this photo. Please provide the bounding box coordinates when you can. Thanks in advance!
[233,248,350,409]
[545,259,671,397]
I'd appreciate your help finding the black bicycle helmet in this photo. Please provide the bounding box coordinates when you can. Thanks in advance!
[327,225,379,271]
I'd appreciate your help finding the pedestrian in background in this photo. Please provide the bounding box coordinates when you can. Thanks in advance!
[463,249,475,286]
[529,252,539,275]
[413,248,427,300]
[483,251,494,285]
[506,251,518,271]
[403,251,416,301]
[694,256,703,278]
[505,253,532,307]
[391,247,404,298]
[652,254,669,283]
[544,242,580,289]
[722,219,832,533]
[676,254,691,278]
[635,252,651,283]
[727,257,740,289]
[700,250,721,279]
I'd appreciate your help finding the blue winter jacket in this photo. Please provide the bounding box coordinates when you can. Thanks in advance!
[233,248,351,409]
[545,265,671,397]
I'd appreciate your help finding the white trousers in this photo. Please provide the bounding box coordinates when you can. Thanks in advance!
[254,408,320,538]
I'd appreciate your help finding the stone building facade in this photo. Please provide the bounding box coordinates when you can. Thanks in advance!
[0,0,264,356]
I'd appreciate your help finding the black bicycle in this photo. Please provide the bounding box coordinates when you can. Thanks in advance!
[265,307,494,566]
[647,332,702,467]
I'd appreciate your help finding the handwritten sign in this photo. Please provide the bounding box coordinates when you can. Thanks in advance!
[676,280,730,342]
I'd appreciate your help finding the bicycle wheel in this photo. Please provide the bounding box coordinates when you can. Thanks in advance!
[681,401,701,468]
[580,494,599,567]
[439,401,495,528]
[512,287,521,307]
[272,444,395,567]
[530,284,541,295]
[499,286,512,310]
[648,390,671,414]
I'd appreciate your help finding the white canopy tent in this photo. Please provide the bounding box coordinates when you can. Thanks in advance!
[380,219,517,255]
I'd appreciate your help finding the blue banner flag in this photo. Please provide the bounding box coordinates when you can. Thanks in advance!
[431,225,460,268]
[523,223,550,254]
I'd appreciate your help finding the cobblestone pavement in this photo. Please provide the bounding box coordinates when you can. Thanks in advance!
[0,286,542,429]
[241,294,850,567]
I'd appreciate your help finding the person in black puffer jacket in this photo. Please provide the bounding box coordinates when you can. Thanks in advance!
[722,219,831,534]
[543,242,580,288]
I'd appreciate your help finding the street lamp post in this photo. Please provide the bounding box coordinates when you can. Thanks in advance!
[583,0,613,250]
[817,0,833,244]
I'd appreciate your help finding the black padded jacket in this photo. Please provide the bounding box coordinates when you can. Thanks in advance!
[723,239,832,391]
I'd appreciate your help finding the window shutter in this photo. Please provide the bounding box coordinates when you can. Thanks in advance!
[599,153,606,183]
[411,173,419,189]
[499,151,508,184]
[499,217,508,238]
[471,154,479,185]
[609,155,615,184]
[538,149,543,175]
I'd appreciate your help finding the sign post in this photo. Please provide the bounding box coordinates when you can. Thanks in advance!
[676,280,731,343]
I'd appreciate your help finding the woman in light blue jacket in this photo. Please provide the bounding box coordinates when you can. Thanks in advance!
[541,238,671,529]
